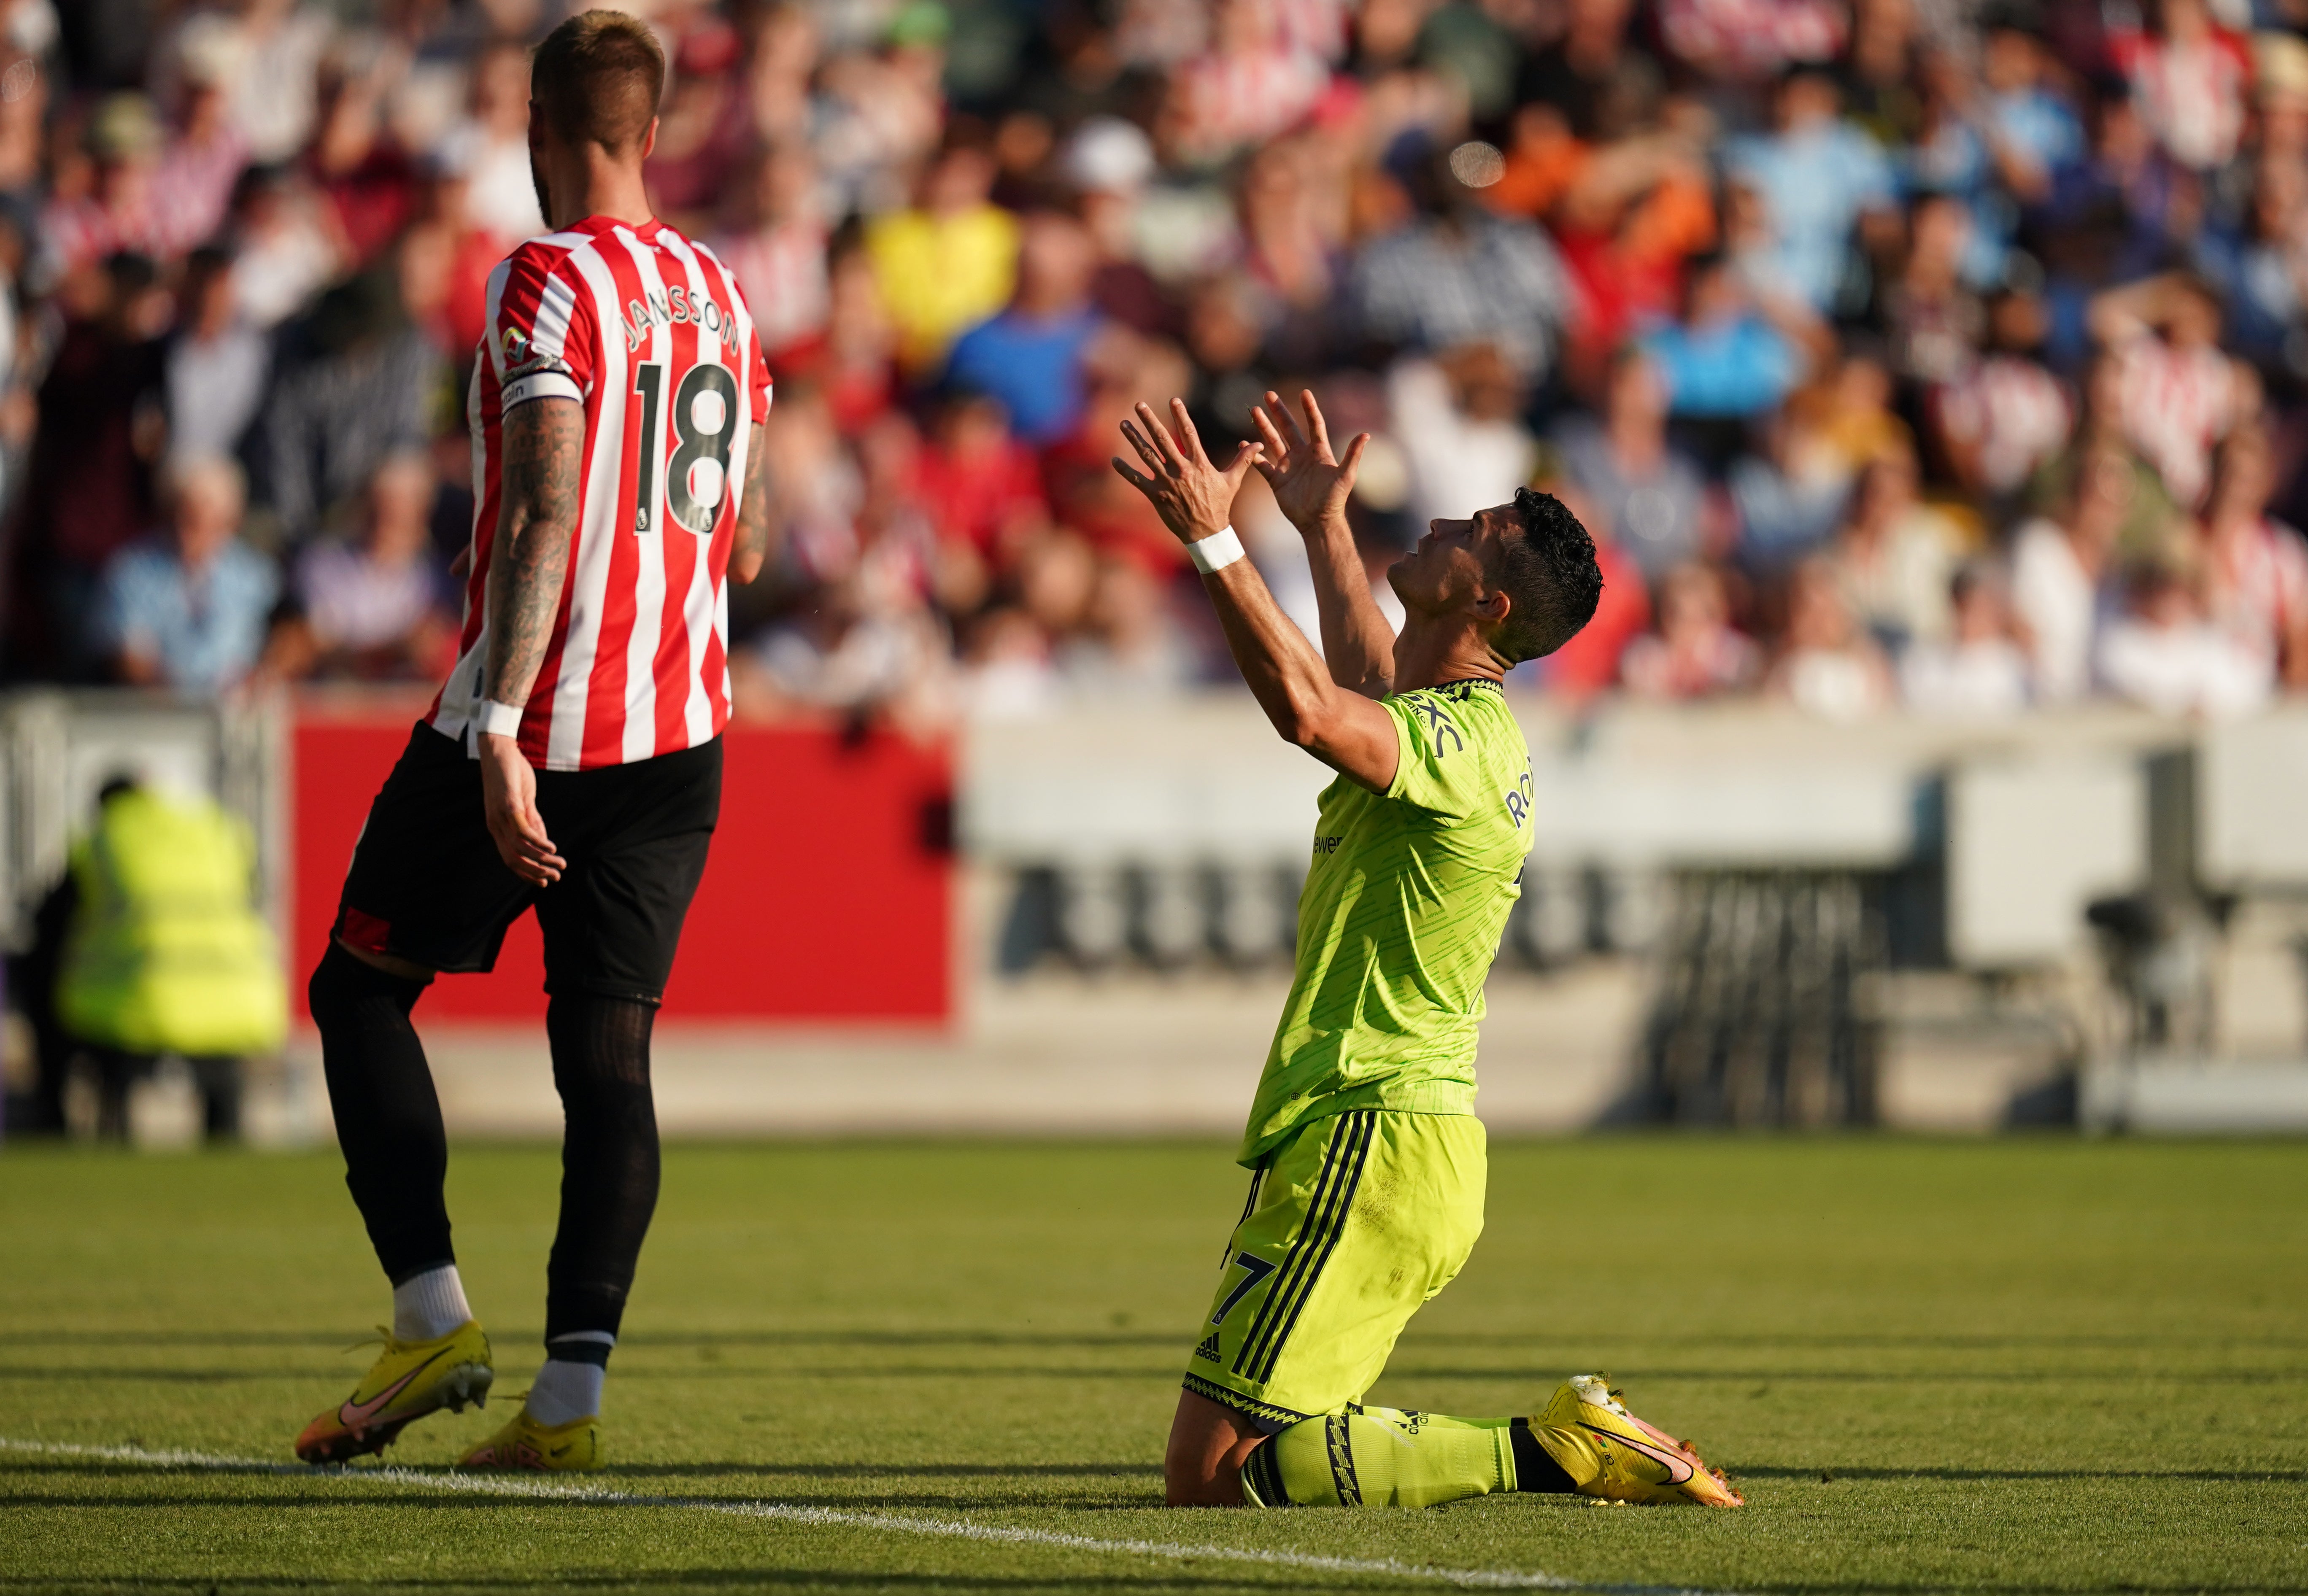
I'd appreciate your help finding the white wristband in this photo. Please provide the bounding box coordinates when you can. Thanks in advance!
[1188,525,1246,575]
[478,699,525,738]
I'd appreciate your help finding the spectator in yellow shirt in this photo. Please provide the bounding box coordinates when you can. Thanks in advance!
[865,125,1020,374]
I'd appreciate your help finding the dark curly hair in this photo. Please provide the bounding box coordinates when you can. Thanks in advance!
[1491,488,1603,664]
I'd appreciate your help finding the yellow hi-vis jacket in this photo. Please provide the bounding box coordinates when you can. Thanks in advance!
[56,789,287,1057]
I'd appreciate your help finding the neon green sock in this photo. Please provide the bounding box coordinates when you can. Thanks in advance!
[1249,1407,1517,1507]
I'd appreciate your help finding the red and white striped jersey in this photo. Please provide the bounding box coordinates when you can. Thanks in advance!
[431,215,772,771]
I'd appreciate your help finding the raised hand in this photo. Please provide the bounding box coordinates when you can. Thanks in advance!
[1112,398,1263,547]
[1250,389,1368,535]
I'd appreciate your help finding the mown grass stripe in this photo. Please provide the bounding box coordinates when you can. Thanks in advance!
[0,1435,1736,1596]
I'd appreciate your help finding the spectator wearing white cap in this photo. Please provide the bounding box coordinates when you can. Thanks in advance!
[1065,116,1173,337]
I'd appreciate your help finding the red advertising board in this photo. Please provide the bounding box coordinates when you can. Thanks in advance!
[291,701,953,1022]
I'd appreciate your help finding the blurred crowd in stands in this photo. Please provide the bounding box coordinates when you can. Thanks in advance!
[6,0,2308,725]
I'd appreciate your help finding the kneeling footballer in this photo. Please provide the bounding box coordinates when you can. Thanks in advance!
[1110,391,1741,1510]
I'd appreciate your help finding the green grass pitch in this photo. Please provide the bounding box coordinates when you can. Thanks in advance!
[2,1136,2303,1594]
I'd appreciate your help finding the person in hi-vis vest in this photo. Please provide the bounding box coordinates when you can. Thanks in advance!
[51,776,285,1140]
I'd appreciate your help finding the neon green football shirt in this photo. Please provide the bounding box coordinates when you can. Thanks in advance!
[1238,678,1536,1166]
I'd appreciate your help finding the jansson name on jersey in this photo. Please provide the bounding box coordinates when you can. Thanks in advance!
[619,284,743,355]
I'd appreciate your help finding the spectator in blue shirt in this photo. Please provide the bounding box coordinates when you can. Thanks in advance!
[1904,51,2016,290]
[1641,255,1809,419]
[97,454,280,694]
[945,212,1106,447]
[2194,161,2307,377]
[1981,19,2084,204]
[1724,68,1899,314]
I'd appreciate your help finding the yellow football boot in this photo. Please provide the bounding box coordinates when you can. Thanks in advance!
[294,1321,494,1464]
[1530,1374,1742,1507]
[457,1402,603,1472]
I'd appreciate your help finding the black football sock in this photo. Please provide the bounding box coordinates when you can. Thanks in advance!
[308,944,452,1283]
[1510,1418,1579,1492]
[542,994,661,1348]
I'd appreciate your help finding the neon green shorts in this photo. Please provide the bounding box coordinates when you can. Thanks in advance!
[1182,1108,1486,1430]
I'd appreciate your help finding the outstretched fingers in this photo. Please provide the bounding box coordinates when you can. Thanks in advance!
[1119,415,1168,474]
[1261,390,1310,456]
[1134,401,1190,471]
[1299,389,1334,461]
[1249,404,1291,479]
[1170,397,1212,466]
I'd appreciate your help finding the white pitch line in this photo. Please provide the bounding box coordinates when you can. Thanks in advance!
[0,1435,1735,1596]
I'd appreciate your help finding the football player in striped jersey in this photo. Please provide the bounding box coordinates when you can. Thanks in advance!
[297,9,771,1473]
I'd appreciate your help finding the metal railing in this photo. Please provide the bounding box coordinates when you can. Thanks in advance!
[0,688,289,949]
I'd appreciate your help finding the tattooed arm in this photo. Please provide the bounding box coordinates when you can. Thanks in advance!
[730,420,770,585]
[478,395,583,887]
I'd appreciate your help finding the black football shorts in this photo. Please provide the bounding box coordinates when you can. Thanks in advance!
[331,722,721,1004]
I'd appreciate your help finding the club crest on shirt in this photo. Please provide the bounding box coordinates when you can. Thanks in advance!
[622,285,741,354]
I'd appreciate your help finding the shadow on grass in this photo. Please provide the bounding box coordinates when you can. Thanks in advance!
[1,1461,1163,1480]
[0,1489,1161,1512]
[18,1459,2301,1489]
[1718,1588,2308,1595]
[0,1331,1178,1353]
[11,1580,2308,1596]
[588,1463,1164,1480]
[11,1364,2305,1389]
[0,1575,1296,1593]
[1732,1465,2308,1483]
[0,1367,1174,1385]
[9,1573,2308,1596]
[7,1328,2306,1352]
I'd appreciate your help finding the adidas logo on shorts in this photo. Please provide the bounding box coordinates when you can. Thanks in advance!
[1193,1333,1222,1363]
